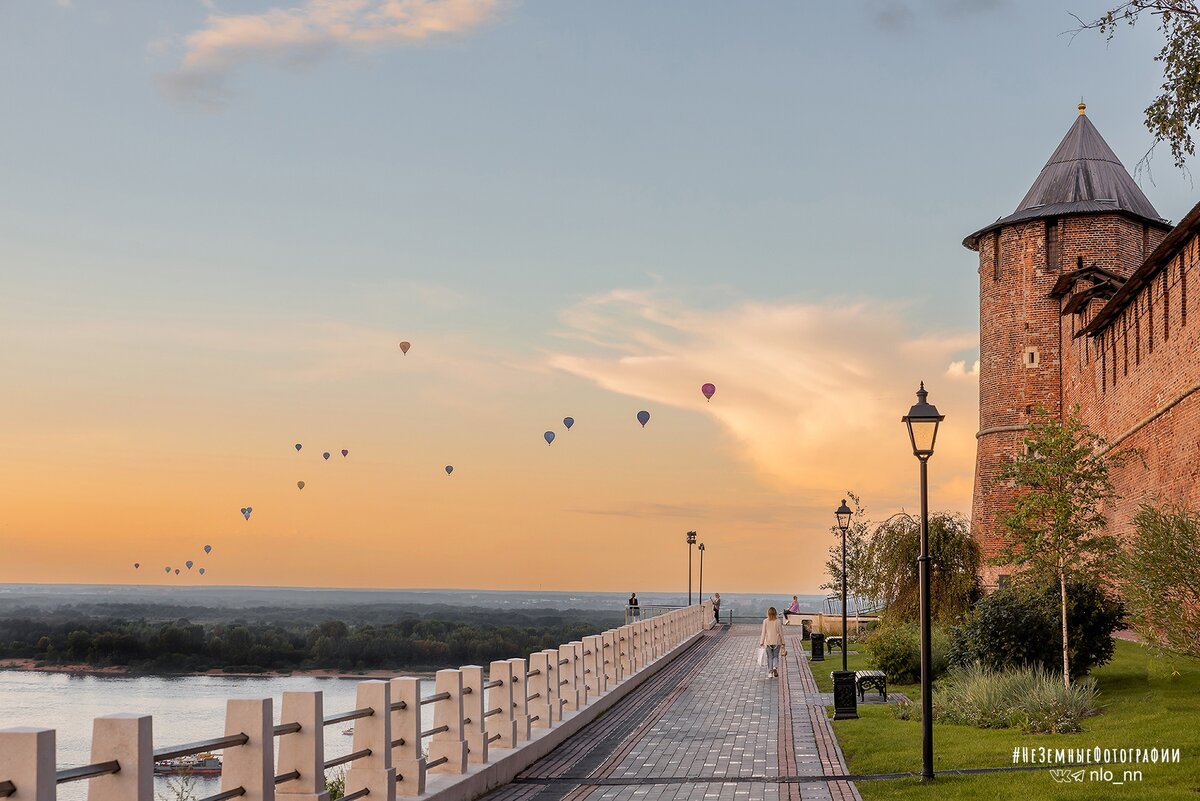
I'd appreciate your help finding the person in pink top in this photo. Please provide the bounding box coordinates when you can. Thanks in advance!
[783,595,801,622]
[759,607,786,678]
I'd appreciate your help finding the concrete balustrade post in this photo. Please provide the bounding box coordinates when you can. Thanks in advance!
[526,652,553,729]
[86,714,152,801]
[276,692,328,801]
[221,698,274,801]
[641,620,654,665]
[602,630,619,685]
[506,658,531,741]
[486,660,518,749]
[389,678,426,798]
[582,635,603,697]
[459,665,489,764]
[427,669,468,774]
[558,644,580,712]
[628,625,640,672]
[541,649,561,722]
[345,681,396,801]
[0,728,54,801]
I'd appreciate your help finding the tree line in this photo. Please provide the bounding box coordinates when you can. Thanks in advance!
[0,613,616,673]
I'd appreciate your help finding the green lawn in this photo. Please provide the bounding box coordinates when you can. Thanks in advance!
[807,639,1200,799]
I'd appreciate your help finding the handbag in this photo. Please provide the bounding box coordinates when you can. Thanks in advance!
[781,646,788,657]
[757,647,765,666]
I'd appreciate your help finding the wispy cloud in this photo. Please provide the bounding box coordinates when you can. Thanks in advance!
[161,0,502,108]
[548,288,980,508]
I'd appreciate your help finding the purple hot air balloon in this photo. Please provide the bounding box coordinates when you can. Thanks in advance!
[341,449,349,457]
[445,465,454,475]
[636,410,651,427]
[701,383,716,401]
[241,507,252,520]
[563,417,574,430]
[186,561,194,570]
[204,544,213,554]
[323,452,330,460]
[295,443,302,452]
[544,431,555,446]
[199,567,206,575]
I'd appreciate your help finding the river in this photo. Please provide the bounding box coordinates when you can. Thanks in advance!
[0,670,434,800]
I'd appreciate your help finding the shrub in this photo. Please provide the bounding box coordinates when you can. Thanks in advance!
[934,663,1100,734]
[1119,502,1200,658]
[890,698,915,720]
[949,580,1123,679]
[325,769,345,800]
[865,621,949,684]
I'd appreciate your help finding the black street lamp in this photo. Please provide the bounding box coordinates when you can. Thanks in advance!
[686,531,697,605]
[901,382,944,782]
[831,499,858,720]
[697,542,705,603]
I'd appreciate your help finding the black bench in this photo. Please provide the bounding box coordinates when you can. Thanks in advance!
[825,636,843,652]
[855,669,887,701]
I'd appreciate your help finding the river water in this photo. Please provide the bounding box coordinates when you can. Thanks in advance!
[0,670,434,800]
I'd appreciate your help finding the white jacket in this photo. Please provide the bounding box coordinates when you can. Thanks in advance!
[760,617,785,646]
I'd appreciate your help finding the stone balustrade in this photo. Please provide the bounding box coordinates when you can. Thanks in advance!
[0,602,713,801]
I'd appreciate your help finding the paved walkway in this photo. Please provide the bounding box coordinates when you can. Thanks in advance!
[483,625,861,801]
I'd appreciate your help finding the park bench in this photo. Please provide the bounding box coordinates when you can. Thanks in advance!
[855,669,887,702]
[825,636,843,652]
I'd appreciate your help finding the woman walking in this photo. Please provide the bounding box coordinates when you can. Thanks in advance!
[760,606,786,678]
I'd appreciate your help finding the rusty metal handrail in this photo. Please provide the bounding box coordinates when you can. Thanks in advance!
[426,756,449,770]
[483,679,503,689]
[274,770,301,785]
[421,724,449,738]
[273,722,302,736]
[154,733,249,761]
[324,707,374,727]
[324,748,372,770]
[421,692,451,706]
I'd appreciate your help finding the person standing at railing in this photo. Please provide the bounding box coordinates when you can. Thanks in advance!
[711,592,721,624]
[628,592,640,620]
[759,606,785,678]
[783,595,800,622]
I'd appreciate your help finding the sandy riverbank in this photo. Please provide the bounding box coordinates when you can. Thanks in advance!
[0,658,435,679]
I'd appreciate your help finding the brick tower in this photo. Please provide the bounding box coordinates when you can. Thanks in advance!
[963,103,1170,589]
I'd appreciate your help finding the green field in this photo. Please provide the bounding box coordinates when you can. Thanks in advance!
[806,639,1199,799]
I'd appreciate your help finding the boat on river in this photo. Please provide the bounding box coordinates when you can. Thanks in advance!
[154,754,222,776]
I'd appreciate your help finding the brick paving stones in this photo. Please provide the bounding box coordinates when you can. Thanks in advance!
[486,624,861,801]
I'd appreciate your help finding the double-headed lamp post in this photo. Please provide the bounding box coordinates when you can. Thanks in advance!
[698,542,706,604]
[901,382,944,782]
[831,499,858,720]
[686,531,697,605]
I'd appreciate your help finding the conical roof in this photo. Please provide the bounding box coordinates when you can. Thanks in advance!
[964,106,1168,249]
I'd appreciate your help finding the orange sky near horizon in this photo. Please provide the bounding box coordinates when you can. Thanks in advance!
[0,290,979,594]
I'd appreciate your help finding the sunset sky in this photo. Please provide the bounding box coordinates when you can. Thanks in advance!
[2,1,1197,593]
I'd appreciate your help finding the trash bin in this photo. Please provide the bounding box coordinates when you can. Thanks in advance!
[801,619,812,641]
[811,632,825,662]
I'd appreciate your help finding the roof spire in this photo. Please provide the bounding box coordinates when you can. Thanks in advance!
[1078,97,1086,116]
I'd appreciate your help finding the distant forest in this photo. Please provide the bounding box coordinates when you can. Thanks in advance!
[0,604,623,673]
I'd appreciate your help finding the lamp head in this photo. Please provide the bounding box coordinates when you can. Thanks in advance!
[901,382,944,459]
[686,530,697,545]
[835,499,852,533]
[698,542,705,552]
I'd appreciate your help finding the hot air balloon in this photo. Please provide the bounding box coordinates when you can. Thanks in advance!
[544,431,555,446]
[199,568,206,575]
[241,507,251,520]
[204,545,212,554]
[637,410,651,427]
[134,563,140,569]
[297,480,306,490]
[186,561,194,570]
[323,452,330,460]
[174,569,181,575]
[563,417,574,430]
[399,341,411,354]
[341,449,349,457]
[295,443,302,452]
[445,465,454,475]
[701,383,716,401]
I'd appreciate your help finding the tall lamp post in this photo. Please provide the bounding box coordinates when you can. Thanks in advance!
[901,382,944,782]
[686,531,697,605]
[697,542,705,604]
[831,499,858,720]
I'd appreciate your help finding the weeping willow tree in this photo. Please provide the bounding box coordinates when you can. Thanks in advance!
[862,511,982,625]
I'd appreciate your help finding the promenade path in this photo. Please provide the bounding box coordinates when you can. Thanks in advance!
[482,624,861,801]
